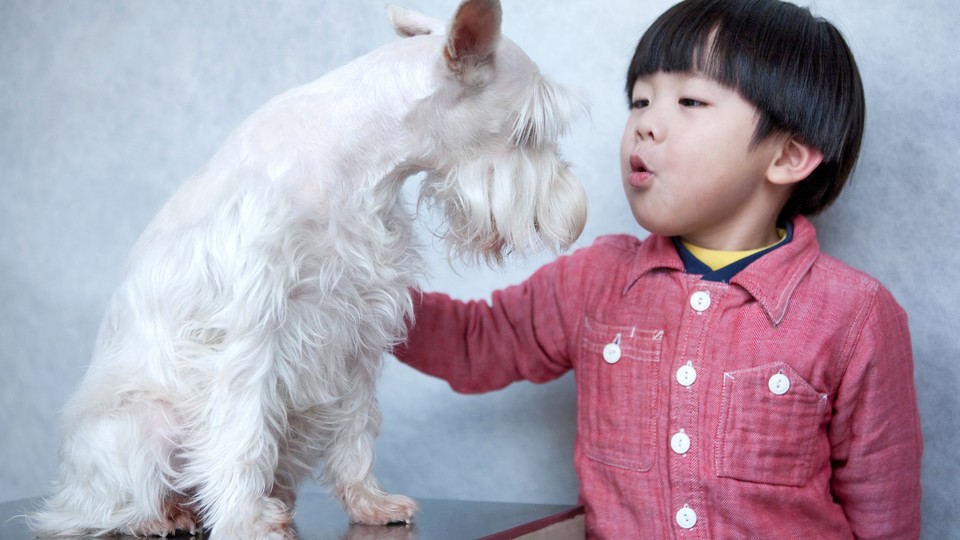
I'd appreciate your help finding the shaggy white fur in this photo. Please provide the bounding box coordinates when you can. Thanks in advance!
[30,0,586,538]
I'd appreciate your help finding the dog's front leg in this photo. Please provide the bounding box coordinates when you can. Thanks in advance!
[321,357,417,525]
[180,341,294,539]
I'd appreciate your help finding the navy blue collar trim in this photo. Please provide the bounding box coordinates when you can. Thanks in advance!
[672,221,794,283]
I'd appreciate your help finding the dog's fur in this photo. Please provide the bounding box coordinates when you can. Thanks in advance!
[30,1,586,538]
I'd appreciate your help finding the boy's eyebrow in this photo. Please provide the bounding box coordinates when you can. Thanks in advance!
[631,72,719,88]
[684,74,725,89]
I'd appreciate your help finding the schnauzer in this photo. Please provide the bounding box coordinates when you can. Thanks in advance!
[31,0,586,538]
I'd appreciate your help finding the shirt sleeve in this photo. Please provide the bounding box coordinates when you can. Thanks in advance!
[829,284,923,539]
[393,249,586,394]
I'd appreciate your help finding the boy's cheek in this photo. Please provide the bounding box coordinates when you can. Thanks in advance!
[619,130,635,171]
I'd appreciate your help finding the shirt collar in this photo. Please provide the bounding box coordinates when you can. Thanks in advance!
[672,221,793,284]
[625,216,820,326]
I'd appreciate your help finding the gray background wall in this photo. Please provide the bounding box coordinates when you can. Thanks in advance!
[2,0,957,537]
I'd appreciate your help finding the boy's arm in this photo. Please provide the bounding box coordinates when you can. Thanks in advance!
[394,255,580,394]
[829,285,923,539]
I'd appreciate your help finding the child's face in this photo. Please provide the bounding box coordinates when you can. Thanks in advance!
[620,71,788,249]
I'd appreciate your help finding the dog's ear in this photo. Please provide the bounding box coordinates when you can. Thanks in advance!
[387,5,445,37]
[444,0,502,80]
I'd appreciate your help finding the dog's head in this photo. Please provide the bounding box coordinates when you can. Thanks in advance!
[389,0,588,265]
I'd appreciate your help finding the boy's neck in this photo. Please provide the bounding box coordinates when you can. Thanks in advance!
[681,226,788,272]
[679,219,783,252]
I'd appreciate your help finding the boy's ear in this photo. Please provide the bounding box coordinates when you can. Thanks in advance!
[767,137,824,186]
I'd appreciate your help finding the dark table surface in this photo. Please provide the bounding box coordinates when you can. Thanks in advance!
[1,493,583,540]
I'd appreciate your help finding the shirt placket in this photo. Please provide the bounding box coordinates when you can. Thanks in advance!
[668,279,724,538]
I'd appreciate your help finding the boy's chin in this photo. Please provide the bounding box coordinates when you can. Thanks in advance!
[629,210,671,237]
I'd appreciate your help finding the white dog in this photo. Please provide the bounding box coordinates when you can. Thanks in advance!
[31,0,586,538]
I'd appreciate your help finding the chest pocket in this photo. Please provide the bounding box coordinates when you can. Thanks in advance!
[715,362,829,486]
[579,318,663,472]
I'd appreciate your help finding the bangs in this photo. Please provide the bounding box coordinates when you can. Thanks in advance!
[625,0,861,162]
[626,5,791,141]
[624,0,865,217]
[625,2,725,88]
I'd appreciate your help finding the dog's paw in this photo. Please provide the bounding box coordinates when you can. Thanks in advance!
[343,488,418,526]
[130,496,201,537]
[209,518,295,540]
[131,517,199,538]
[207,496,295,540]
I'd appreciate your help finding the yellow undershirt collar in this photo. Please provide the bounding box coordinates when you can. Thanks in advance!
[681,228,788,271]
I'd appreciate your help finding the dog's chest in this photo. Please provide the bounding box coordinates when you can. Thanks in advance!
[274,204,421,403]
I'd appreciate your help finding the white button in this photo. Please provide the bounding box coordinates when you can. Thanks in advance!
[602,343,622,364]
[676,505,697,529]
[676,362,697,387]
[690,291,711,312]
[671,431,691,455]
[769,372,790,395]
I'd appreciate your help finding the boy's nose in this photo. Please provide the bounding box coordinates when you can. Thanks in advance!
[634,111,662,142]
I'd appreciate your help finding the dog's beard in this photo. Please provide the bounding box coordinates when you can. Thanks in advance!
[419,145,586,266]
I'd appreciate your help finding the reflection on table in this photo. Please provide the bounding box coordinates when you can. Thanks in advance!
[1,493,584,540]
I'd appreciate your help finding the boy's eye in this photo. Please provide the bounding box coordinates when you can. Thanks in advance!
[679,98,706,107]
[630,99,650,110]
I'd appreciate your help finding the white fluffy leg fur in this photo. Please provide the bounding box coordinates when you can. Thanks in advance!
[176,336,293,538]
[30,395,194,537]
[321,354,417,525]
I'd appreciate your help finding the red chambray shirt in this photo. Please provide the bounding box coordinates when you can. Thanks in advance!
[395,217,922,539]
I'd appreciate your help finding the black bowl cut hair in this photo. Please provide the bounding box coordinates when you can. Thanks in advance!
[625,0,865,218]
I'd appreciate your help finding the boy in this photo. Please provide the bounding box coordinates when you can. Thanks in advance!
[395,0,923,538]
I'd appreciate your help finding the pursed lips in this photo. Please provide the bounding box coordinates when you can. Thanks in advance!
[627,154,654,188]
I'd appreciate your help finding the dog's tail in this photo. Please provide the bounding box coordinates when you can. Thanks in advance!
[27,491,126,537]
[27,467,176,537]
[28,487,197,537]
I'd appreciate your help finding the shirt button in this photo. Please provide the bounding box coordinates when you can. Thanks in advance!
[671,430,691,455]
[690,291,711,312]
[769,372,790,395]
[602,342,622,364]
[676,505,697,529]
[676,362,697,387]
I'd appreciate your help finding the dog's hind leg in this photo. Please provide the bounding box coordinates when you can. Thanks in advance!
[321,360,418,525]
[30,394,190,536]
